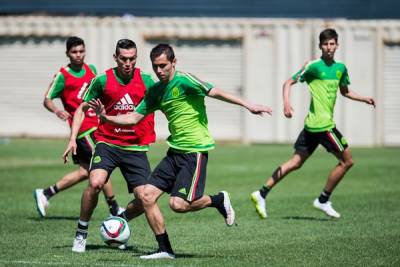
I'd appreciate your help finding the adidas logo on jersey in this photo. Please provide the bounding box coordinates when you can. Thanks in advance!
[114,93,135,111]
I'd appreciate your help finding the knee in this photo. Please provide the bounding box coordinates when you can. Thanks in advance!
[169,198,188,213]
[344,158,354,170]
[141,190,155,207]
[89,179,105,192]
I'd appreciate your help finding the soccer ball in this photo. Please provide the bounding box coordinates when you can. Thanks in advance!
[100,216,131,247]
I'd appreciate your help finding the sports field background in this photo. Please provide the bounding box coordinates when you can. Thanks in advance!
[0,138,399,266]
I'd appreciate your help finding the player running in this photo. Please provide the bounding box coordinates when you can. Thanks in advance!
[34,36,122,218]
[250,28,375,219]
[89,43,273,259]
[63,39,156,253]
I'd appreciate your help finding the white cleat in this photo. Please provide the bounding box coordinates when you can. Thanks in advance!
[118,244,127,250]
[33,189,49,217]
[72,235,87,253]
[250,191,268,219]
[313,198,341,218]
[140,251,175,260]
[221,191,236,226]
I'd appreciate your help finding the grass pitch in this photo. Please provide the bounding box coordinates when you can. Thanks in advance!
[0,138,399,266]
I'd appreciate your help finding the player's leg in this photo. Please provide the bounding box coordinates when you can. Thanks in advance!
[140,184,174,259]
[251,129,315,218]
[102,180,124,216]
[72,169,108,253]
[139,152,176,259]
[72,143,116,252]
[313,128,352,218]
[33,138,92,217]
[166,151,236,226]
[34,167,88,217]
[117,150,152,221]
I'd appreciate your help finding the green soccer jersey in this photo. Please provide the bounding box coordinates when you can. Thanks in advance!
[46,64,97,99]
[83,68,156,101]
[135,70,215,152]
[292,58,350,132]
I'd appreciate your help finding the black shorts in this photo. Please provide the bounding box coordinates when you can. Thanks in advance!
[294,127,349,155]
[148,149,208,202]
[72,132,96,165]
[89,143,151,192]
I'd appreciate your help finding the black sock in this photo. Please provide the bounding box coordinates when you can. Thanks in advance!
[43,185,59,199]
[259,185,271,198]
[106,195,120,216]
[155,232,174,254]
[318,190,331,204]
[210,193,227,218]
[75,220,88,239]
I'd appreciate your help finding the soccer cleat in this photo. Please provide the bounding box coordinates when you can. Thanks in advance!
[109,207,126,217]
[140,250,175,260]
[72,235,87,253]
[313,198,341,218]
[118,244,127,250]
[221,191,236,226]
[250,191,267,219]
[33,189,49,217]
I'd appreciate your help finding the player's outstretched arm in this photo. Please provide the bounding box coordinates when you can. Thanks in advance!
[207,87,272,116]
[62,102,88,163]
[339,86,376,108]
[88,99,145,126]
[282,78,297,118]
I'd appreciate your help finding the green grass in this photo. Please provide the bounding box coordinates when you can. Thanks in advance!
[0,138,399,266]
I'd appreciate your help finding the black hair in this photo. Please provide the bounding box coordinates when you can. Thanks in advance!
[115,39,137,55]
[66,36,84,52]
[319,28,338,44]
[150,43,175,62]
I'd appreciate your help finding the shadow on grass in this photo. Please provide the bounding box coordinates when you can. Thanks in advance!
[29,216,78,221]
[281,216,333,221]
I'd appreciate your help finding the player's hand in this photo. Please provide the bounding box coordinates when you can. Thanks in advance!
[365,97,376,108]
[284,104,294,118]
[55,110,71,121]
[62,140,77,164]
[88,99,105,116]
[248,104,272,116]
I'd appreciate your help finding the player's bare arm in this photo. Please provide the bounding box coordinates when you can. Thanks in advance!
[207,87,272,115]
[339,85,376,108]
[282,78,297,118]
[62,102,89,163]
[43,79,71,121]
[88,98,145,126]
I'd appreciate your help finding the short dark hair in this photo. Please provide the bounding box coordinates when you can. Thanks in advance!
[319,28,338,43]
[66,36,84,52]
[150,43,175,62]
[115,39,136,55]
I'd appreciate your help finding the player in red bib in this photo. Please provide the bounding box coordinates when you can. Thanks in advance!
[34,36,122,218]
[63,39,156,253]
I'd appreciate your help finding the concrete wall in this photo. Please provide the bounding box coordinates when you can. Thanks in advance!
[1,16,399,146]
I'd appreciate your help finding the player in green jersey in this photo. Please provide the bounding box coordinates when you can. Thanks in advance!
[34,36,122,218]
[250,28,375,219]
[89,43,272,259]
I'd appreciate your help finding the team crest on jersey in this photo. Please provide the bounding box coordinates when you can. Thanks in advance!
[93,156,101,164]
[336,70,342,79]
[172,87,180,98]
[114,93,136,111]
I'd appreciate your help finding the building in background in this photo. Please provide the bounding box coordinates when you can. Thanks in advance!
[0,1,399,146]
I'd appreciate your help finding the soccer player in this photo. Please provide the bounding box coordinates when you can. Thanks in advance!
[33,36,122,218]
[250,28,375,219]
[89,43,273,259]
[63,39,156,253]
